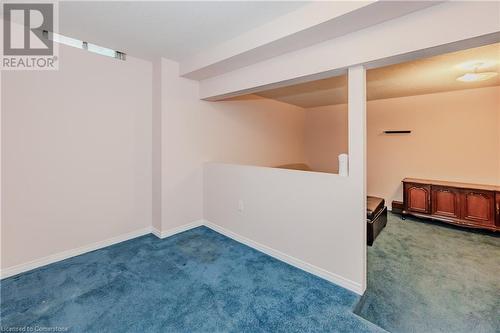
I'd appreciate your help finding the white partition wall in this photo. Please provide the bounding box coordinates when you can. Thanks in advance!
[203,164,364,293]
[204,66,367,294]
[348,66,367,291]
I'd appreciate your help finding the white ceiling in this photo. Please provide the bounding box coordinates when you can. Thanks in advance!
[256,43,500,108]
[58,1,308,61]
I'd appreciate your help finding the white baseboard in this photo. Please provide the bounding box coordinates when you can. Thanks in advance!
[1,220,206,280]
[2,219,363,295]
[203,220,363,295]
[152,220,204,239]
[0,226,153,280]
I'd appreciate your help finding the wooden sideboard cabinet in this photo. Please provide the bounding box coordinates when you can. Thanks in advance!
[402,178,500,232]
[496,193,500,227]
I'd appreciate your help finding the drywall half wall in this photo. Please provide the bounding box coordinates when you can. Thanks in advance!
[304,86,500,208]
[204,67,367,294]
[1,44,153,274]
[204,163,364,293]
[156,58,306,234]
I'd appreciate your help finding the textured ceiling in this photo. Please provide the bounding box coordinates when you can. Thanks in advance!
[256,43,500,108]
[57,1,308,61]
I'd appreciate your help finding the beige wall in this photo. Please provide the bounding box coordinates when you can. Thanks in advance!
[304,103,348,173]
[1,45,153,270]
[157,58,306,232]
[368,86,500,207]
[304,86,500,208]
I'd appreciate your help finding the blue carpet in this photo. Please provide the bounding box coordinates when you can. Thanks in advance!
[355,212,500,333]
[1,226,383,332]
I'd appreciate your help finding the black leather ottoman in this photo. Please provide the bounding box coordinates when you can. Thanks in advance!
[367,196,387,246]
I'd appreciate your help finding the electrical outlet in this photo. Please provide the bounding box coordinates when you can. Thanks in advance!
[238,199,244,212]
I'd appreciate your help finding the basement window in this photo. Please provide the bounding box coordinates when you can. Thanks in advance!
[43,30,126,60]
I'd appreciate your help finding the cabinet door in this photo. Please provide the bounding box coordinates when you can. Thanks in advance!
[460,190,495,226]
[432,186,460,219]
[404,183,431,214]
[495,192,500,228]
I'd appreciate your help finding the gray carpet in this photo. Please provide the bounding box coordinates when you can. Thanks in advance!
[355,212,500,333]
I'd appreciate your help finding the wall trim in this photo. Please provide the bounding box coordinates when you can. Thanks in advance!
[202,219,363,295]
[2,220,205,279]
[0,226,153,280]
[152,220,204,239]
[2,219,362,295]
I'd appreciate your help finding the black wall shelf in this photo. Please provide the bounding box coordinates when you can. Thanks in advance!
[384,130,411,134]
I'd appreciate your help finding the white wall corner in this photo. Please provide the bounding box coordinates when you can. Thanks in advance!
[152,220,205,239]
[152,58,164,233]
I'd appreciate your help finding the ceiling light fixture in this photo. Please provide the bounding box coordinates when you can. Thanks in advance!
[457,60,496,71]
[456,72,498,82]
[456,62,498,82]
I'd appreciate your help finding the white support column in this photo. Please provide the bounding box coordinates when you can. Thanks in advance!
[348,65,367,293]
